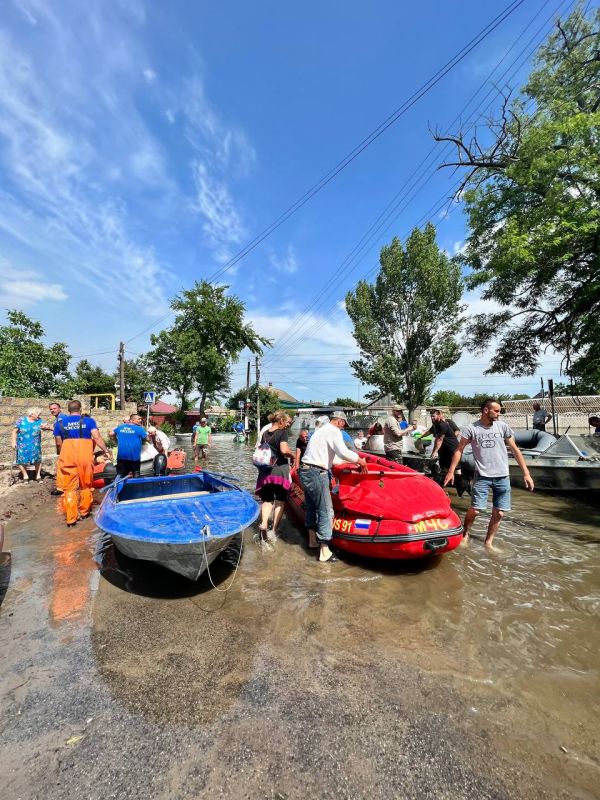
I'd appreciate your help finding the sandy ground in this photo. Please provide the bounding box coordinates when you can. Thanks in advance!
[0,462,56,524]
[1,439,598,799]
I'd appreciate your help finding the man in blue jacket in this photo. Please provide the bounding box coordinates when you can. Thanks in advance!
[111,414,148,478]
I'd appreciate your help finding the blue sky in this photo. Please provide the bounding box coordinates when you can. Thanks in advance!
[0,0,569,404]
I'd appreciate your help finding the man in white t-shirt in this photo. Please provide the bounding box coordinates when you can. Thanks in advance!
[444,398,534,548]
[147,425,171,455]
[300,411,368,563]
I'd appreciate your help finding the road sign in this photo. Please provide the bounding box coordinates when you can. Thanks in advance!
[143,391,156,405]
[238,400,244,409]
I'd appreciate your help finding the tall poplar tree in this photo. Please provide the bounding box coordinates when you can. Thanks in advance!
[345,224,464,416]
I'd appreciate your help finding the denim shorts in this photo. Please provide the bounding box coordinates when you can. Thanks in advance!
[471,474,511,511]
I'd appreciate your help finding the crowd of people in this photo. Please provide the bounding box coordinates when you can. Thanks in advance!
[9,396,598,552]
[252,399,542,556]
[9,401,175,526]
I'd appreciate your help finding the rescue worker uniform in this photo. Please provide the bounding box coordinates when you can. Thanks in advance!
[113,422,147,478]
[54,415,98,525]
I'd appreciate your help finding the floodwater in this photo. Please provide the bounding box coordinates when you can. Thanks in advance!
[1,434,599,799]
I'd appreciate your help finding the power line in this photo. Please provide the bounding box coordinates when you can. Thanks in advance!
[262,0,572,364]
[117,0,527,348]
[206,0,526,285]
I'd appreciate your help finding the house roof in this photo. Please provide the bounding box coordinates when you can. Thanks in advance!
[183,406,230,416]
[263,385,298,403]
[150,400,177,414]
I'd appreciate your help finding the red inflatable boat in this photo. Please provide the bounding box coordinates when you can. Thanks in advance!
[287,453,463,560]
[92,449,187,489]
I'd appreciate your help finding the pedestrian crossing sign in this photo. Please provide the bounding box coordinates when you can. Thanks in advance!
[143,391,156,405]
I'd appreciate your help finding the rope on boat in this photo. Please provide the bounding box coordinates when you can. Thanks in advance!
[201,524,244,593]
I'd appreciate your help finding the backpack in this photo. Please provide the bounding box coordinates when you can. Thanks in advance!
[252,425,276,468]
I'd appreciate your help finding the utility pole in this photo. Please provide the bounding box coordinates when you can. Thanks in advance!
[255,355,261,433]
[548,378,558,437]
[244,361,251,432]
[118,341,125,410]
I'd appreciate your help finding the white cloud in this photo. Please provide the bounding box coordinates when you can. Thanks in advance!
[0,6,175,315]
[192,162,246,263]
[0,0,257,325]
[270,245,298,274]
[0,259,67,305]
[179,78,256,262]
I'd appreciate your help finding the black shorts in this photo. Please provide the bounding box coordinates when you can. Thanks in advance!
[438,449,457,471]
[259,484,289,502]
[116,459,141,478]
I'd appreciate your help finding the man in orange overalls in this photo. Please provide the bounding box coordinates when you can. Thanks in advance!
[54,400,111,527]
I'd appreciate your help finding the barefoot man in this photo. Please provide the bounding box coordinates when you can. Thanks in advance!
[443,398,534,548]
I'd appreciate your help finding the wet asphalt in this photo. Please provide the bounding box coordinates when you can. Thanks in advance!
[0,435,598,799]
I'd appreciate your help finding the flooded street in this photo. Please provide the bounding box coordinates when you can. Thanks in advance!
[1,434,599,799]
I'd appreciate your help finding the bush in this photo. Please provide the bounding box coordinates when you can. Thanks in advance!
[158,421,175,436]
[212,413,238,432]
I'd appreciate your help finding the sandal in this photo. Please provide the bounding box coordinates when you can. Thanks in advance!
[318,552,339,563]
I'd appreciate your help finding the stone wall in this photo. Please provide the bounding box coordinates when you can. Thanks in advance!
[0,395,137,465]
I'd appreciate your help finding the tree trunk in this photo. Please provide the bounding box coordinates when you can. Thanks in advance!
[198,389,207,418]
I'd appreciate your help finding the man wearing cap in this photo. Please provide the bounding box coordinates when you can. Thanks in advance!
[383,405,415,463]
[194,418,212,461]
[300,411,368,563]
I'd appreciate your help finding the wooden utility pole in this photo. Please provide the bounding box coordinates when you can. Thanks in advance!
[548,378,558,437]
[118,341,125,410]
[255,355,261,433]
[244,361,251,432]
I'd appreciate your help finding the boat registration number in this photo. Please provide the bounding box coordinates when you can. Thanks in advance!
[409,518,450,534]
[333,518,355,533]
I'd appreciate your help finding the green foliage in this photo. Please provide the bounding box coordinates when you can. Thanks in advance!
[329,397,363,408]
[57,359,114,399]
[146,281,270,413]
[429,389,533,408]
[212,413,238,432]
[121,357,156,404]
[443,5,600,378]
[0,310,70,397]
[158,421,175,436]
[346,224,464,415]
[430,390,464,408]
[227,384,282,428]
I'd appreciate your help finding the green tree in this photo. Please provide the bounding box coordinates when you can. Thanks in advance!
[430,390,464,408]
[345,224,464,416]
[146,328,195,410]
[329,397,363,408]
[0,310,70,396]
[120,357,156,404]
[227,384,282,428]
[435,5,600,379]
[147,281,270,414]
[58,359,115,398]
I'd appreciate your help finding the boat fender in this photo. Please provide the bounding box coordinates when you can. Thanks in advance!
[153,453,168,476]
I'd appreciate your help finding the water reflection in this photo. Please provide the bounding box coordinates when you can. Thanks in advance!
[1,432,598,789]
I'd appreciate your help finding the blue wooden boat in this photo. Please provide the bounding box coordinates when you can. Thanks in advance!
[95,472,259,580]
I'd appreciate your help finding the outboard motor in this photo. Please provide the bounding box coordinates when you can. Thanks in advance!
[153,453,168,476]
[103,462,117,483]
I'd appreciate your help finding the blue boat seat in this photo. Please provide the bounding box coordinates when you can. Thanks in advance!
[118,490,211,504]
